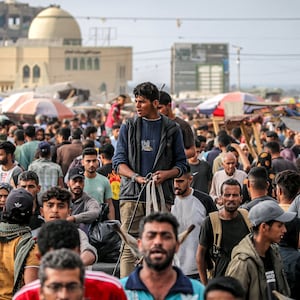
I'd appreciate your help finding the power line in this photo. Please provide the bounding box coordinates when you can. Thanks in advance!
[76,16,300,22]
[38,15,300,22]
[240,53,300,57]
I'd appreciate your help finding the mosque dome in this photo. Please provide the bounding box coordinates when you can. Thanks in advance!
[28,5,82,45]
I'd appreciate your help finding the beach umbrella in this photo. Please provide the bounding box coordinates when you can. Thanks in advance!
[1,92,34,113]
[197,92,264,116]
[13,98,75,120]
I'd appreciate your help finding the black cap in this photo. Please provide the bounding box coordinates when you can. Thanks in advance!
[68,167,85,180]
[5,188,33,217]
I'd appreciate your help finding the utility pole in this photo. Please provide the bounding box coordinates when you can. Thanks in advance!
[232,45,242,91]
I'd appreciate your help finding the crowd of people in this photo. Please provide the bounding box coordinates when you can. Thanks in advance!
[0,81,299,299]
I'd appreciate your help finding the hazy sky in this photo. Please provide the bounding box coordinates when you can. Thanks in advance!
[25,0,300,89]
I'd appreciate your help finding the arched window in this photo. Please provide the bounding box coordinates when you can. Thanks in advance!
[22,65,30,83]
[94,58,100,70]
[65,58,71,70]
[33,65,40,78]
[87,58,92,70]
[80,58,85,70]
[72,58,78,70]
[33,65,40,83]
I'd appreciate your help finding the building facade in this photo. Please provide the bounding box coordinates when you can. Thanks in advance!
[0,4,132,96]
[171,43,229,96]
[0,0,43,42]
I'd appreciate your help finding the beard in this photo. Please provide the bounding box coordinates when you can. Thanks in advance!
[71,187,83,195]
[0,158,8,165]
[143,246,176,272]
[174,187,188,196]
[224,203,238,213]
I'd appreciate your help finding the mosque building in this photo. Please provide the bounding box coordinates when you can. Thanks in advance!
[0,3,132,96]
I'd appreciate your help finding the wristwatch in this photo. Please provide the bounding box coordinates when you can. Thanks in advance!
[131,173,140,182]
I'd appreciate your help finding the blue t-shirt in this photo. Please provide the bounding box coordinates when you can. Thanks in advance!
[140,117,162,176]
[121,266,205,300]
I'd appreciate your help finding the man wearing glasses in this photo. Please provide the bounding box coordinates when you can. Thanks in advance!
[38,249,85,300]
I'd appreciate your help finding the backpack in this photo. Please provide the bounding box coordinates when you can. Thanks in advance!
[88,203,122,263]
[207,208,252,278]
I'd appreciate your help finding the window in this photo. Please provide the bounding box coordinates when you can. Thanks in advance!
[73,58,78,70]
[65,58,71,70]
[94,58,100,70]
[87,58,92,70]
[8,15,20,28]
[80,58,85,70]
[33,65,40,83]
[23,65,30,83]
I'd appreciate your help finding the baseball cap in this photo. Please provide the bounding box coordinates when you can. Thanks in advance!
[5,188,33,216]
[249,200,296,226]
[68,167,85,180]
[39,141,51,154]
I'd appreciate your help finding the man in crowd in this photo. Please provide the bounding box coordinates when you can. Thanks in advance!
[274,170,300,211]
[113,81,187,277]
[105,94,127,136]
[38,249,86,300]
[13,220,127,300]
[66,166,100,229]
[158,90,196,158]
[83,125,101,149]
[0,182,12,212]
[17,171,44,233]
[110,124,120,149]
[171,165,216,278]
[97,143,121,221]
[242,166,276,211]
[188,139,212,194]
[197,179,251,285]
[279,216,300,299]
[39,186,97,266]
[120,212,205,299]
[204,276,245,300]
[209,152,247,207]
[51,127,70,163]
[19,125,39,170]
[13,129,25,164]
[0,188,39,299]
[28,141,64,194]
[81,147,115,220]
[226,200,294,299]
[264,141,297,173]
[57,128,83,176]
[212,134,232,174]
[0,141,23,187]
